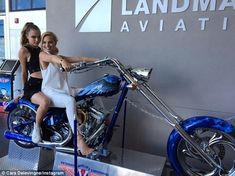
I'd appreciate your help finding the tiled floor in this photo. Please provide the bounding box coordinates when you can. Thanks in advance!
[0,112,9,158]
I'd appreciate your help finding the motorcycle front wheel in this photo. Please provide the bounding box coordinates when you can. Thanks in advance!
[167,116,235,176]
[7,104,36,148]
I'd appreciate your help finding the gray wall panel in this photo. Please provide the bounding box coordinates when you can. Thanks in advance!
[46,0,235,156]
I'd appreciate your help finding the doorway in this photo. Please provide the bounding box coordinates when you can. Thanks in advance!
[0,17,5,63]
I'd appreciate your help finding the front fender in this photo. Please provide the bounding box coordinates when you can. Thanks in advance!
[167,116,235,175]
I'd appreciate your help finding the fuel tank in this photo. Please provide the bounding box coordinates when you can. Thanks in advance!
[75,74,121,101]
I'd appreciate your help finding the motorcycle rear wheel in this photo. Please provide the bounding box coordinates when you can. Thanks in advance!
[7,104,36,148]
[167,116,235,176]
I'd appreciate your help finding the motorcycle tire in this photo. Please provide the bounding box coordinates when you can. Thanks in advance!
[167,116,235,176]
[7,104,36,148]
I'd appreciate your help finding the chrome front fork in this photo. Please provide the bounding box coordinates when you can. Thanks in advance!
[110,57,222,170]
[137,83,223,171]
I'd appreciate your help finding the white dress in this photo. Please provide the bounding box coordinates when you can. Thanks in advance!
[41,62,71,94]
[41,62,77,133]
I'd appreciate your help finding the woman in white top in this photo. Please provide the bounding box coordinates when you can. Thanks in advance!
[39,31,97,156]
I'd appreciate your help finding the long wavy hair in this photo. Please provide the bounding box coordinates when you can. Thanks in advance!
[20,22,41,46]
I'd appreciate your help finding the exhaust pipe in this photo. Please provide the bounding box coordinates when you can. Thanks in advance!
[4,130,32,143]
[4,131,74,149]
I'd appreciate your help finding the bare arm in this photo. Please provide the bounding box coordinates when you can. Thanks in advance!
[39,51,72,71]
[65,56,97,63]
[18,47,29,86]
[40,51,97,71]
[40,51,63,64]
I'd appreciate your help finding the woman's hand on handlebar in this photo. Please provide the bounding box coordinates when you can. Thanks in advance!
[60,59,73,72]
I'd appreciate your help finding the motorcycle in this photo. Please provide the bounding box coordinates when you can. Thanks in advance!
[3,57,235,176]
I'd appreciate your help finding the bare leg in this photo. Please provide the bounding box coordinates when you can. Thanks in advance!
[31,92,50,143]
[31,92,50,125]
[77,132,94,156]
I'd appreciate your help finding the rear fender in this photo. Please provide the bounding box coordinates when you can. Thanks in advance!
[3,99,17,112]
[4,98,38,112]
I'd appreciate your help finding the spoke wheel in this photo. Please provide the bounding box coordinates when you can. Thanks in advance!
[7,105,36,148]
[177,128,235,176]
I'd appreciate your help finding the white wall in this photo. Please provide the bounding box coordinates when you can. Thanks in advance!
[8,10,46,59]
[7,10,46,94]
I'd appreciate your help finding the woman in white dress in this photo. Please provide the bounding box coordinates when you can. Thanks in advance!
[39,31,97,156]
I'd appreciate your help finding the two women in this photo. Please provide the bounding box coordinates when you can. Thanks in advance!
[19,22,95,155]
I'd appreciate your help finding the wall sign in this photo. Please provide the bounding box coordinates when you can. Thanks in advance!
[75,0,112,32]
[75,0,235,33]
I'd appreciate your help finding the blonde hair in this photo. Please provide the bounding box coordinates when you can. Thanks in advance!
[20,22,41,46]
[41,31,58,46]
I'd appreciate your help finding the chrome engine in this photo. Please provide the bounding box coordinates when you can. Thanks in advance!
[78,102,109,148]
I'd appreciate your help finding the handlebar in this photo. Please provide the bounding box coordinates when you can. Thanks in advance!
[70,57,151,85]
[70,57,113,72]
[60,58,109,72]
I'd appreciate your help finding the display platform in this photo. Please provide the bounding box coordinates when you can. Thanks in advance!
[53,147,166,176]
[0,140,166,175]
[0,140,54,171]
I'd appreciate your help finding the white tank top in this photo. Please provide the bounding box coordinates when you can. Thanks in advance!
[41,62,71,95]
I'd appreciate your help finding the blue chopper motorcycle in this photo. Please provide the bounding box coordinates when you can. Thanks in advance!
[4,57,235,176]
